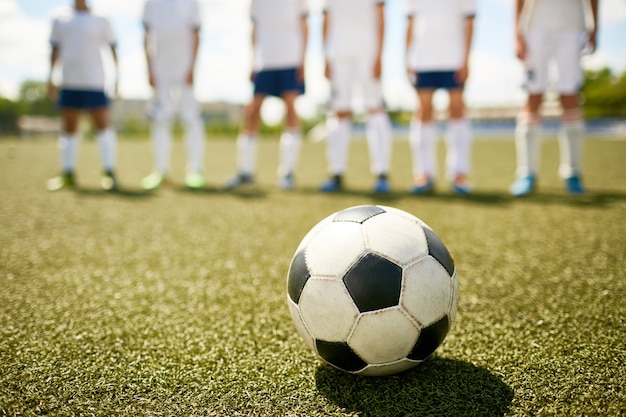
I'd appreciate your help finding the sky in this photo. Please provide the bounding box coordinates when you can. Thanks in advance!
[1,0,626,121]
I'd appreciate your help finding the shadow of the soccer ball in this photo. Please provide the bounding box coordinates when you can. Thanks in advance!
[315,356,514,417]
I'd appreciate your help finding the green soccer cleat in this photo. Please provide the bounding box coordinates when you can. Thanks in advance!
[184,171,206,189]
[47,172,75,191]
[101,170,118,191]
[141,171,167,191]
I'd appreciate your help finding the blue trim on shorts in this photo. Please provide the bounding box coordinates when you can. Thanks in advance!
[58,89,109,109]
[414,71,462,90]
[253,68,305,98]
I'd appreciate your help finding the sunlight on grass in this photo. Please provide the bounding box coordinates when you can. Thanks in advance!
[1,137,625,416]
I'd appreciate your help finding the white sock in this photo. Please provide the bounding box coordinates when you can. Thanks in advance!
[152,119,172,174]
[366,112,392,176]
[97,129,117,172]
[444,118,472,179]
[184,116,205,173]
[558,120,585,179]
[237,133,258,175]
[278,130,302,177]
[409,120,437,179]
[326,117,352,175]
[59,133,79,173]
[515,114,541,177]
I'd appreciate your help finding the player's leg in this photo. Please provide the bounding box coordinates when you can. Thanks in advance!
[278,90,302,189]
[60,108,80,178]
[143,79,174,190]
[320,111,352,192]
[554,31,586,194]
[558,95,585,193]
[510,30,549,196]
[446,87,473,194]
[226,93,264,188]
[48,89,80,191]
[321,59,353,192]
[89,98,118,191]
[363,60,392,193]
[511,95,543,196]
[409,77,437,194]
[366,108,392,193]
[180,84,206,189]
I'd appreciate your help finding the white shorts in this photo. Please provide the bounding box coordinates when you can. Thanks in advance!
[149,78,201,123]
[523,30,584,95]
[328,56,384,112]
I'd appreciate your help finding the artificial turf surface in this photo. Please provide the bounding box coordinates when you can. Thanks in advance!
[1,135,625,416]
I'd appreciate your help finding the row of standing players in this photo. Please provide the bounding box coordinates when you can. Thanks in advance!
[46,0,599,196]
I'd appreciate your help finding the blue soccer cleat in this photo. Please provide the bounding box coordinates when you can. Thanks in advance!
[373,174,390,193]
[280,172,295,190]
[410,177,434,195]
[452,175,472,195]
[452,182,472,195]
[226,172,254,190]
[320,175,342,192]
[510,174,536,197]
[564,174,585,194]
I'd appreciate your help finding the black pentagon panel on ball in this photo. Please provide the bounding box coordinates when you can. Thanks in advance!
[287,250,310,304]
[316,340,368,372]
[343,253,403,312]
[408,315,450,361]
[332,205,386,224]
[422,226,455,276]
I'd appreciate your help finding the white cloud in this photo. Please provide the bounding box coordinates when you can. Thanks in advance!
[116,49,149,98]
[0,0,50,98]
[599,0,626,25]
[0,0,17,15]
[91,0,143,17]
[465,50,526,107]
[581,49,621,71]
[195,0,252,103]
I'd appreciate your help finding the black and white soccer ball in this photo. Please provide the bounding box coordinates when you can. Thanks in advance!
[287,205,458,376]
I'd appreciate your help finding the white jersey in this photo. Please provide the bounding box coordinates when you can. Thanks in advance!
[143,0,201,81]
[405,0,476,72]
[50,8,116,90]
[522,0,587,32]
[322,0,383,60]
[251,0,308,71]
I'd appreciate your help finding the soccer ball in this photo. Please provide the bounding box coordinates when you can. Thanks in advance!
[287,205,458,376]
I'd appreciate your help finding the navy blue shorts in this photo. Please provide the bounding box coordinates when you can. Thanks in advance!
[414,71,463,90]
[58,89,109,109]
[253,68,305,98]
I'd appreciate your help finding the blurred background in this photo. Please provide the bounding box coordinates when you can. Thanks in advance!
[1,0,625,137]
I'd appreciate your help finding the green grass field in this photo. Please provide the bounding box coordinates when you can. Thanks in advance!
[1,135,625,416]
